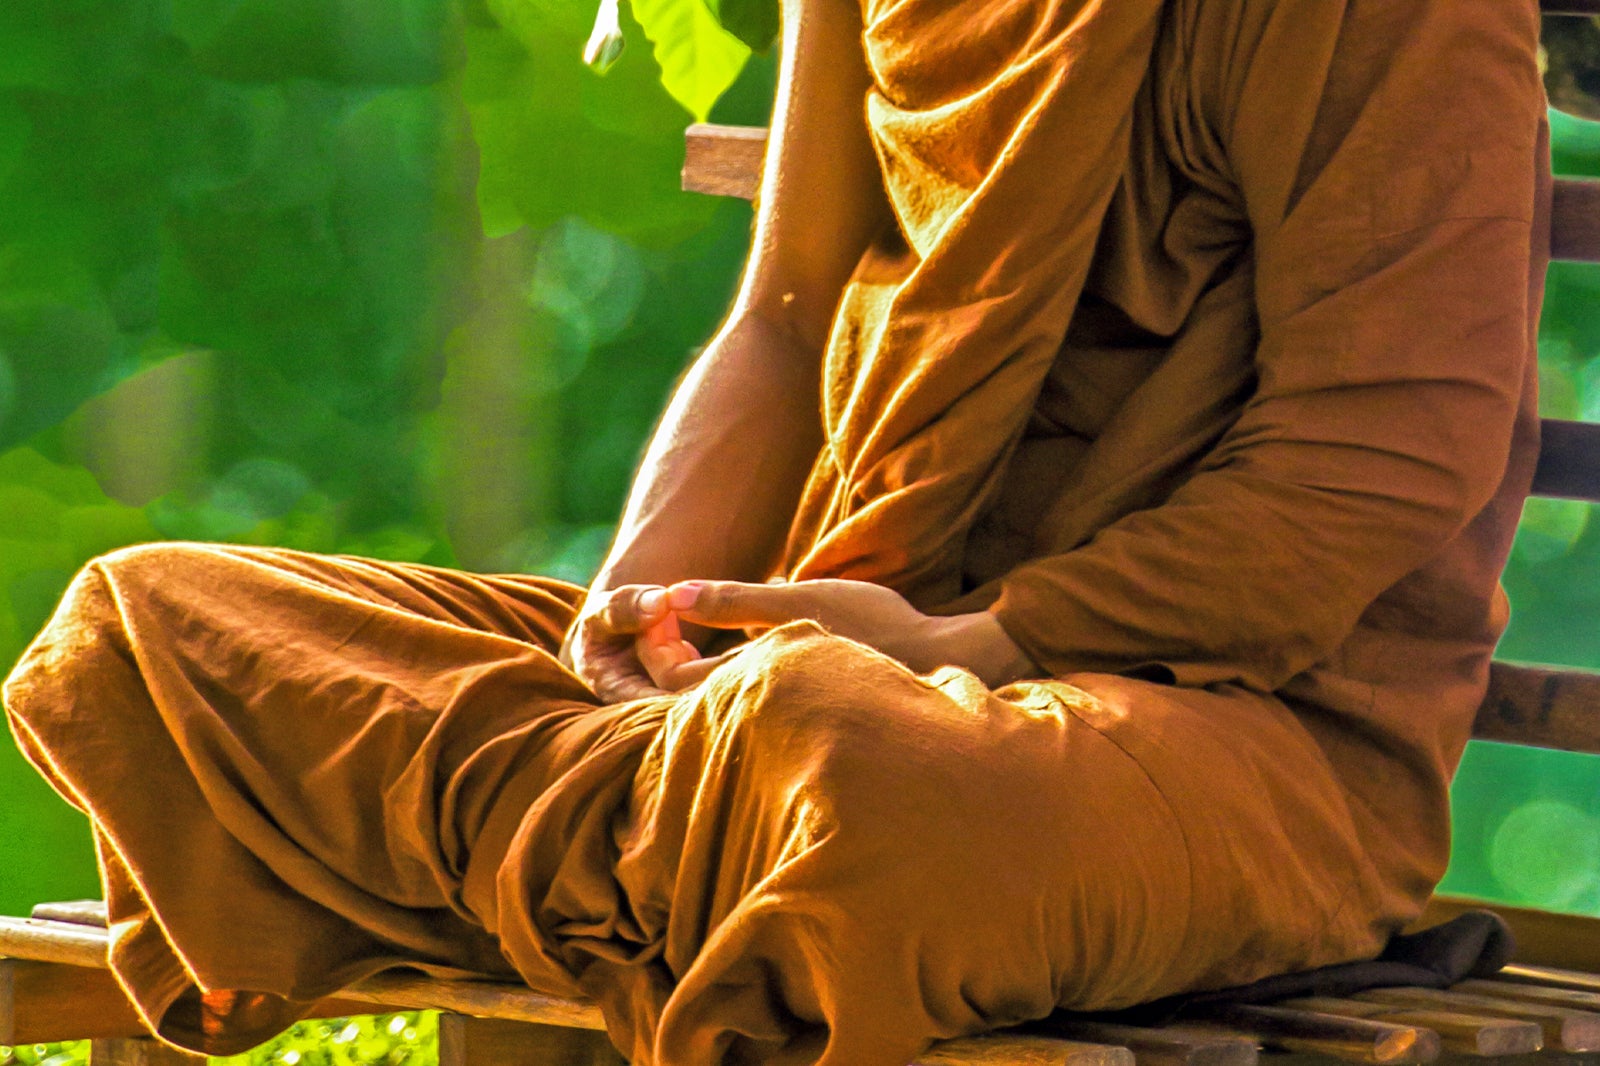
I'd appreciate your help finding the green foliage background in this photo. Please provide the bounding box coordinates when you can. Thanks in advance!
[0,0,777,915]
[0,2,1598,1062]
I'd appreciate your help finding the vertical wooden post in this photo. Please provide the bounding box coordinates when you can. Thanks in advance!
[437,1013,626,1066]
[88,1037,207,1066]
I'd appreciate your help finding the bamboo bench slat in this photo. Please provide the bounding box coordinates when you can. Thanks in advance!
[1178,1004,1439,1065]
[31,900,109,927]
[0,915,111,969]
[1453,978,1600,1014]
[915,1036,1133,1066]
[1043,1022,1257,1066]
[1277,997,1543,1057]
[341,970,606,1032]
[1355,987,1600,1054]
[1498,963,1600,996]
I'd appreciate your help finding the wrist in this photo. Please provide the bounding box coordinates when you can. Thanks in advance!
[936,611,1040,688]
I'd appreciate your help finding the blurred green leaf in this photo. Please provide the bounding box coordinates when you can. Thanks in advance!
[702,0,776,53]
[631,0,749,121]
[462,24,714,242]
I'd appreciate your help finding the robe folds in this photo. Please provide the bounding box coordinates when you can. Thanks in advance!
[1,0,1549,1062]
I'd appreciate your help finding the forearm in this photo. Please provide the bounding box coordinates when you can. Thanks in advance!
[593,310,823,594]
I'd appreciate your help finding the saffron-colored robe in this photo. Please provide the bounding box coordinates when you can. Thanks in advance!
[2,0,1547,1063]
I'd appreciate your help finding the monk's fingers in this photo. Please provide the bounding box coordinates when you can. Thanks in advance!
[654,646,744,690]
[635,633,702,691]
[669,580,823,629]
[583,643,671,703]
[671,579,926,649]
[596,672,669,703]
[592,583,672,638]
[644,611,682,645]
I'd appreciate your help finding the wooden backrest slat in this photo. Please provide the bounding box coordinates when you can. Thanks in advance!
[682,125,1600,265]
[1479,662,1600,754]
[1553,179,1600,263]
[682,123,765,200]
[1531,418,1600,501]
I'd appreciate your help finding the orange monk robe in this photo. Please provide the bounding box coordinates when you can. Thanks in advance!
[2,0,1546,1064]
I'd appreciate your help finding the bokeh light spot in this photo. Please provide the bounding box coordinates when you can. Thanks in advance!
[1489,799,1600,910]
[530,216,645,383]
[0,346,16,442]
[1512,497,1591,565]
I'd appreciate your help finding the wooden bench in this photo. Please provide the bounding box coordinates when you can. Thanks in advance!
[5,897,1600,1064]
[8,2,1600,1062]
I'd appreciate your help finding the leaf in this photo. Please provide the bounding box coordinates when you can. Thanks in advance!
[702,0,776,53]
[631,0,749,121]
[462,24,715,242]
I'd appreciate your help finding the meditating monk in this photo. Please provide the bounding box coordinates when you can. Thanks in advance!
[2,0,1548,1062]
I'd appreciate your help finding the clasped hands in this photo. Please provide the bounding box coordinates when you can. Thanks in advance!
[562,577,1036,703]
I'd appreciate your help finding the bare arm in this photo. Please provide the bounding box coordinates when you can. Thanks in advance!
[595,0,889,593]
[565,0,894,699]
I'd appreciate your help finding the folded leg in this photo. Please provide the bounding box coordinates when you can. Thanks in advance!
[3,543,604,1053]
[491,623,1384,1066]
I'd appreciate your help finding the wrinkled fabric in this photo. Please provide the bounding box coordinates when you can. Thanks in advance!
[1,0,1548,1063]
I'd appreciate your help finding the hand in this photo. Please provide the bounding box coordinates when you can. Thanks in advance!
[653,578,1039,690]
[560,584,705,703]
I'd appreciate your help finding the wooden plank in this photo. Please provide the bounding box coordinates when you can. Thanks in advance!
[31,900,109,927]
[1045,1021,1258,1066]
[0,916,610,1032]
[678,137,1600,278]
[1553,180,1600,265]
[88,1037,205,1066]
[1528,419,1600,505]
[1474,658,1600,755]
[1180,1004,1439,1064]
[437,1015,624,1066]
[915,1035,1136,1066]
[0,958,147,1044]
[1498,964,1600,996]
[1356,987,1600,1053]
[682,123,766,200]
[1453,979,1600,1014]
[341,970,607,1031]
[1416,896,1600,975]
[0,914,108,968]
[1465,653,1600,752]
[0,956,417,1044]
[1279,996,1542,1057]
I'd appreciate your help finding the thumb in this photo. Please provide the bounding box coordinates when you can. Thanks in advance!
[669,580,814,629]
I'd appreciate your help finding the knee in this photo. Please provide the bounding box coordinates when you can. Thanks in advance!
[696,623,950,769]
[721,622,876,715]
[37,542,219,645]
[88,541,211,586]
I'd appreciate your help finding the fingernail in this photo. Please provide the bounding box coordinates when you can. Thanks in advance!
[668,583,701,610]
[639,588,665,614]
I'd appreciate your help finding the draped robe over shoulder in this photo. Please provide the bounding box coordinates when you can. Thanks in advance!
[2,0,1547,1063]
